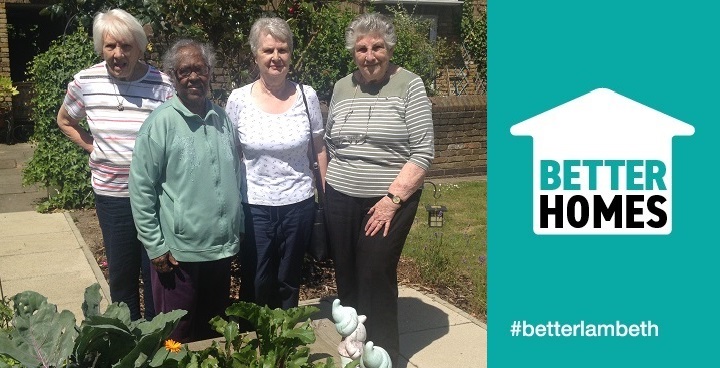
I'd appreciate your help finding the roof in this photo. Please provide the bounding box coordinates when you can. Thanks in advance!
[510,88,695,140]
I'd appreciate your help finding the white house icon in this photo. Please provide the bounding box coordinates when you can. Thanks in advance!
[510,88,694,235]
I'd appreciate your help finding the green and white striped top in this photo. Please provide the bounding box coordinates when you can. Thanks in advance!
[324,68,435,197]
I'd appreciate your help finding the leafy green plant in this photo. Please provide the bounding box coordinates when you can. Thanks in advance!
[389,5,453,96]
[0,282,12,335]
[22,27,99,212]
[0,284,338,368]
[461,0,487,92]
[0,284,185,368]
[170,302,334,368]
[286,1,357,102]
[0,76,19,99]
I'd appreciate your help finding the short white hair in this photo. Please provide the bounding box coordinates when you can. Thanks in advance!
[249,16,294,55]
[92,9,148,55]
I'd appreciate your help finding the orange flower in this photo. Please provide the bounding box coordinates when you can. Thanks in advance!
[164,339,181,353]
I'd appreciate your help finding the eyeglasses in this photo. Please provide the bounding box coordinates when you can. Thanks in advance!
[331,109,370,147]
[331,133,367,146]
[173,65,210,79]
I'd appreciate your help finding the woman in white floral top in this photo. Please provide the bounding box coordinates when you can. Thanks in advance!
[225,16,327,309]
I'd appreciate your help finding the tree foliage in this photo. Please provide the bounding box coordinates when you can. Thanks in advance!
[387,5,453,96]
[28,0,453,210]
[42,0,448,101]
[461,0,487,92]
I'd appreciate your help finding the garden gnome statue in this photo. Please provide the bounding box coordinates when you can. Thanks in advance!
[360,341,392,368]
[332,299,368,367]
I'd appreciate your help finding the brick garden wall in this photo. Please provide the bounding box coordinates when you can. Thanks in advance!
[427,95,487,178]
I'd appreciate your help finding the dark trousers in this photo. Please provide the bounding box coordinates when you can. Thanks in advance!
[324,183,421,366]
[239,197,315,310]
[95,194,155,321]
[152,257,232,343]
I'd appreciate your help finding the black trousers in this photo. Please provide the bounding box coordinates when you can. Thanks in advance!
[152,257,232,343]
[95,194,154,321]
[325,183,421,365]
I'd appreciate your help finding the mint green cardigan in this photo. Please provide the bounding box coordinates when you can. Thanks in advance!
[130,96,244,262]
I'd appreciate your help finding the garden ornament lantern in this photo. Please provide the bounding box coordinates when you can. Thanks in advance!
[424,181,447,227]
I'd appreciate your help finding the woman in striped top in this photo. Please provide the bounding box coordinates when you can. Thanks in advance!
[324,12,435,366]
[56,9,175,321]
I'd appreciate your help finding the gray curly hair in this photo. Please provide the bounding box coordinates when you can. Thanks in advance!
[345,13,397,51]
[162,39,216,83]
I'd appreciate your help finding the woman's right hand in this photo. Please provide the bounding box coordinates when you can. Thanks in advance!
[152,252,178,273]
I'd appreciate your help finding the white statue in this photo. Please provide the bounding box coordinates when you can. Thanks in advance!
[360,341,392,368]
[331,299,392,368]
[332,299,368,367]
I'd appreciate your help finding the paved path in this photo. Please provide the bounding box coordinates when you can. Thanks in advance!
[0,142,487,367]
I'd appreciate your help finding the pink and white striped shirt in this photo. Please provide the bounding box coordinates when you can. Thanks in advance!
[63,62,175,197]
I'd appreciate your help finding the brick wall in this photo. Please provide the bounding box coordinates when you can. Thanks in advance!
[0,1,10,106]
[427,95,487,178]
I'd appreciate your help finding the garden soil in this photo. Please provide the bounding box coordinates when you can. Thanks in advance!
[68,208,478,319]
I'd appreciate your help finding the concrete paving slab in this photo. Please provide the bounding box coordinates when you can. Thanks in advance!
[301,289,488,368]
[0,159,17,169]
[3,272,109,319]
[0,192,46,213]
[308,318,343,366]
[0,210,111,322]
[0,178,40,194]
[0,143,35,163]
[398,288,472,333]
[0,231,78,256]
[0,248,92,280]
[0,181,40,194]
[0,211,71,237]
[400,323,487,368]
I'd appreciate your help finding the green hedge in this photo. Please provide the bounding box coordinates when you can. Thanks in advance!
[22,28,99,212]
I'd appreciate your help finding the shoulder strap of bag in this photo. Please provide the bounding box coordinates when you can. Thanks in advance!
[299,84,325,203]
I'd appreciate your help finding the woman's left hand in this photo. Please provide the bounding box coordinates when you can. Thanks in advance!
[365,196,400,237]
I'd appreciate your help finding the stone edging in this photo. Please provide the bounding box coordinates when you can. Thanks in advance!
[63,212,112,302]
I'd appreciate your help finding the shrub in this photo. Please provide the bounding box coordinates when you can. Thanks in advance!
[461,0,487,92]
[22,28,99,211]
[286,1,357,102]
[388,5,454,96]
[43,0,451,102]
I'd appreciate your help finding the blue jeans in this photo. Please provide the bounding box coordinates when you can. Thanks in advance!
[95,194,155,320]
[240,197,315,309]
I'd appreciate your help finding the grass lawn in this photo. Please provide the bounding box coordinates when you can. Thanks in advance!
[404,180,487,320]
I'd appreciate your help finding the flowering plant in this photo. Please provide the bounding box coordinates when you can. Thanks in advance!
[0,284,185,367]
[0,285,334,368]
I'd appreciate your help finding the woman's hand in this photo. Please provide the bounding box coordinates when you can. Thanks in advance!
[365,196,401,237]
[152,252,178,273]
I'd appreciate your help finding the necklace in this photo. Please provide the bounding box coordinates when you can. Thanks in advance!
[113,81,133,111]
[332,84,379,147]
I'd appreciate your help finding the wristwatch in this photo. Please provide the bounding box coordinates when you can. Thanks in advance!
[386,192,403,205]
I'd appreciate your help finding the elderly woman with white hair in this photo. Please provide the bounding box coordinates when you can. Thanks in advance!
[323,12,435,365]
[225,16,326,310]
[56,8,174,321]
